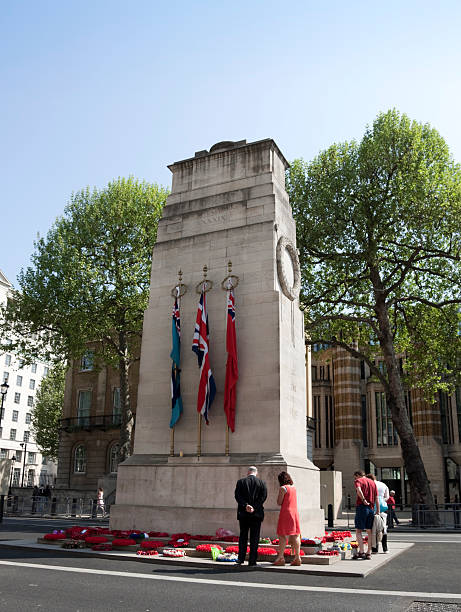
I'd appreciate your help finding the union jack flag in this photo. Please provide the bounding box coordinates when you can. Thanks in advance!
[224,286,238,432]
[192,288,216,424]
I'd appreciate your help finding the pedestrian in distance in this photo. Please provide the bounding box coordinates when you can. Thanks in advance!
[387,490,400,527]
[31,485,39,514]
[234,466,267,567]
[96,487,105,518]
[272,471,302,566]
[353,470,378,560]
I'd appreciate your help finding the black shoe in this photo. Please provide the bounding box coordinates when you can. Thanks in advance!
[235,561,244,565]
[248,563,258,567]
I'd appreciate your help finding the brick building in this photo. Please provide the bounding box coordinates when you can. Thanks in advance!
[310,344,461,505]
[56,350,139,497]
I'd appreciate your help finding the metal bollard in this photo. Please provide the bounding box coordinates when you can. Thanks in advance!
[327,504,334,528]
[51,497,57,516]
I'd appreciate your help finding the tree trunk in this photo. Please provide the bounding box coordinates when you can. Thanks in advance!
[118,330,134,465]
[371,269,438,524]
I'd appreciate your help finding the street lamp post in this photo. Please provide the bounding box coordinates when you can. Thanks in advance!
[0,381,10,523]
[8,455,16,494]
[20,442,27,488]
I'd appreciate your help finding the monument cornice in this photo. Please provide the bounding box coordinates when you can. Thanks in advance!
[167,138,290,172]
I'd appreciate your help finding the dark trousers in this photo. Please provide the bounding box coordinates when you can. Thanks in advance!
[238,516,262,564]
[388,509,399,527]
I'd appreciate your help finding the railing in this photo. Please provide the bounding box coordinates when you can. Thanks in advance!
[60,415,122,432]
[340,497,461,529]
[5,495,110,518]
[412,503,461,529]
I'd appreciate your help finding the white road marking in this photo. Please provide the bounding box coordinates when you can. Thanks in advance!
[0,560,459,601]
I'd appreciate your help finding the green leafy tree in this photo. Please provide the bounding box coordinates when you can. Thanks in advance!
[287,109,461,508]
[31,364,66,461]
[1,177,168,463]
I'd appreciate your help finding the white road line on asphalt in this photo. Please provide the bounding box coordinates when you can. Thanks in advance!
[0,560,459,601]
[392,539,461,543]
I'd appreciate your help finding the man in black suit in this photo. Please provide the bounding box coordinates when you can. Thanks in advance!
[234,466,267,566]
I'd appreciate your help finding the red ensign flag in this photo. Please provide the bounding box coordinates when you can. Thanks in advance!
[224,286,238,431]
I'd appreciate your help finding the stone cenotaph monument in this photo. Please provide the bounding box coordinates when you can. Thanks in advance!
[111,139,323,537]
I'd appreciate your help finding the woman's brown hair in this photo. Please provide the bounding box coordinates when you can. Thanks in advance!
[278,471,293,486]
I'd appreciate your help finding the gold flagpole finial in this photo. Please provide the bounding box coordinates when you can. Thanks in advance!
[178,269,183,283]
[203,265,208,280]
[227,260,232,275]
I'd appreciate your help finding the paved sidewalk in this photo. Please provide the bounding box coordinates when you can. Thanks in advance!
[0,538,413,578]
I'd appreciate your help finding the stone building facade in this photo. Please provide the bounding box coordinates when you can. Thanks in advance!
[56,351,139,498]
[0,269,57,488]
[310,344,461,505]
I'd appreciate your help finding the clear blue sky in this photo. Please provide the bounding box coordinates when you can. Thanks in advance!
[2,0,461,285]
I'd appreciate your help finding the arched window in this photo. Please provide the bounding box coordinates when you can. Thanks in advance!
[109,443,119,473]
[74,445,87,473]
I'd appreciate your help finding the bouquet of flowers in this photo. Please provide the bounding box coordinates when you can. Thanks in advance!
[196,544,223,552]
[162,548,187,557]
[216,553,238,562]
[225,545,248,554]
[259,537,272,544]
[84,536,109,544]
[148,531,169,538]
[44,533,66,540]
[317,550,339,556]
[92,543,112,551]
[112,538,137,546]
[137,550,159,556]
[140,541,164,550]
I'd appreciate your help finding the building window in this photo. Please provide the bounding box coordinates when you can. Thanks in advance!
[12,468,20,486]
[311,366,317,381]
[16,375,23,387]
[42,456,47,465]
[325,395,334,448]
[14,392,20,404]
[18,359,24,368]
[12,410,18,422]
[361,395,368,447]
[77,390,91,426]
[360,360,366,379]
[4,355,11,366]
[3,371,9,383]
[28,452,36,464]
[376,391,398,446]
[313,395,321,448]
[31,364,37,373]
[10,429,16,440]
[112,388,121,425]
[15,450,22,462]
[109,443,120,473]
[80,351,94,372]
[27,469,35,487]
[25,412,31,424]
[29,379,35,390]
[44,366,49,376]
[439,391,454,445]
[0,427,2,438]
[74,445,87,473]
[27,396,33,407]
[23,431,30,442]
[0,449,6,459]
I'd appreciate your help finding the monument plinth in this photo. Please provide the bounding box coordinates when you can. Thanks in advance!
[111,139,323,536]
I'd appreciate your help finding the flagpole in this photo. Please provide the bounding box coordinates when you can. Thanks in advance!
[224,260,234,456]
[170,270,184,457]
[197,413,202,457]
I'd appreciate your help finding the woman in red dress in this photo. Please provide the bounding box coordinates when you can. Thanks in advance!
[272,471,301,566]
